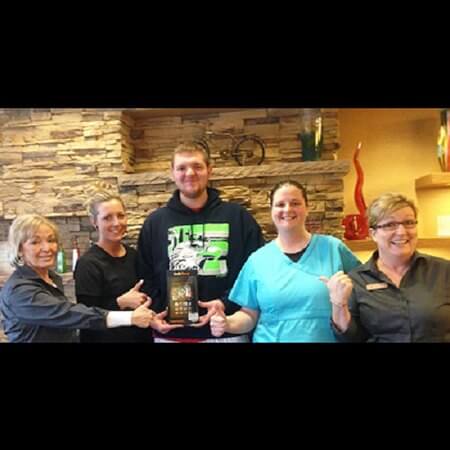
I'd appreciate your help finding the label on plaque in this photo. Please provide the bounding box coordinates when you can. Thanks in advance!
[167,270,199,324]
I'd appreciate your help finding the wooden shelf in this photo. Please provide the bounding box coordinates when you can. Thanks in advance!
[416,238,450,248]
[415,173,450,190]
[344,240,375,252]
[344,238,450,252]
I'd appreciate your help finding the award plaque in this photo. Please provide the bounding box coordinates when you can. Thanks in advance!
[166,270,199,324]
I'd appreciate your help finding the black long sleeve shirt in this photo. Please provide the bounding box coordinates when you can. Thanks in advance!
[74,244,153,343]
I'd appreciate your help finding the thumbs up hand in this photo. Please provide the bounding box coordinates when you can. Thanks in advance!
[319,271,353,308]
[131,299,155,328]
[117,279,152,310]
[131,279,145,292]
[210,308,228,337]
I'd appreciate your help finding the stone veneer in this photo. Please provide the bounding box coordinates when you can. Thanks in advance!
[0,107,343,256]
[127,108,340,172]
[118,160,349,243]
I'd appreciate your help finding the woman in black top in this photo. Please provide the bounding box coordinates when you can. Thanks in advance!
[74,190,154,343]
[323,192,450,342]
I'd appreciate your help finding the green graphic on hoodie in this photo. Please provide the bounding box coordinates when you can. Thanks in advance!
[168,223,229,276]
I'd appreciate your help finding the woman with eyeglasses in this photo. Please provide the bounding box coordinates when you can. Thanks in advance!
[323,192,450,342]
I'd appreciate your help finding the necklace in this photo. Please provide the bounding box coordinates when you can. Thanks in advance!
[42,275,57,288]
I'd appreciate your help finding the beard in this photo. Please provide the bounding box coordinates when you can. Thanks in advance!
[181,189,204,199]
[179,182,207,199]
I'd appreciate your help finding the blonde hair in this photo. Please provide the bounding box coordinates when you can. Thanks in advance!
[8,214,60,268]
[368,193,418,228]
[85,189,125,222]
[171,143,210,167]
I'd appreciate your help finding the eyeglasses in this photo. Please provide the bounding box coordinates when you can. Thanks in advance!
[372,220,418,231]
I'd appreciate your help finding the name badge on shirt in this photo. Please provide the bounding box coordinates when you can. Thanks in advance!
[366,282,388,291]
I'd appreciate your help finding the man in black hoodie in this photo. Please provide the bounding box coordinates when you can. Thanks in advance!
[137,143,265,342]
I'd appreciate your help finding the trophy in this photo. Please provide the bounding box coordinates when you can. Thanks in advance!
[166,270,199,324]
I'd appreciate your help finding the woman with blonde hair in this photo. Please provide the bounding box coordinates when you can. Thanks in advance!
[74,188,162,342]
[324,192,450,342]
[0,214,154,342]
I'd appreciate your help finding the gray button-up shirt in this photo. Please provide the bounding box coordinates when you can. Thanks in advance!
[333,251,450,342]
[0,265,108,342]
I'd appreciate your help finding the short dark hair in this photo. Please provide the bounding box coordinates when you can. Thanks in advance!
[269,180,308,206]
[171,143,210,167]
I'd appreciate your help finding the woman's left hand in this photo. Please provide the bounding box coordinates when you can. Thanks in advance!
[117,279,152,310]
[319,271,353,308]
